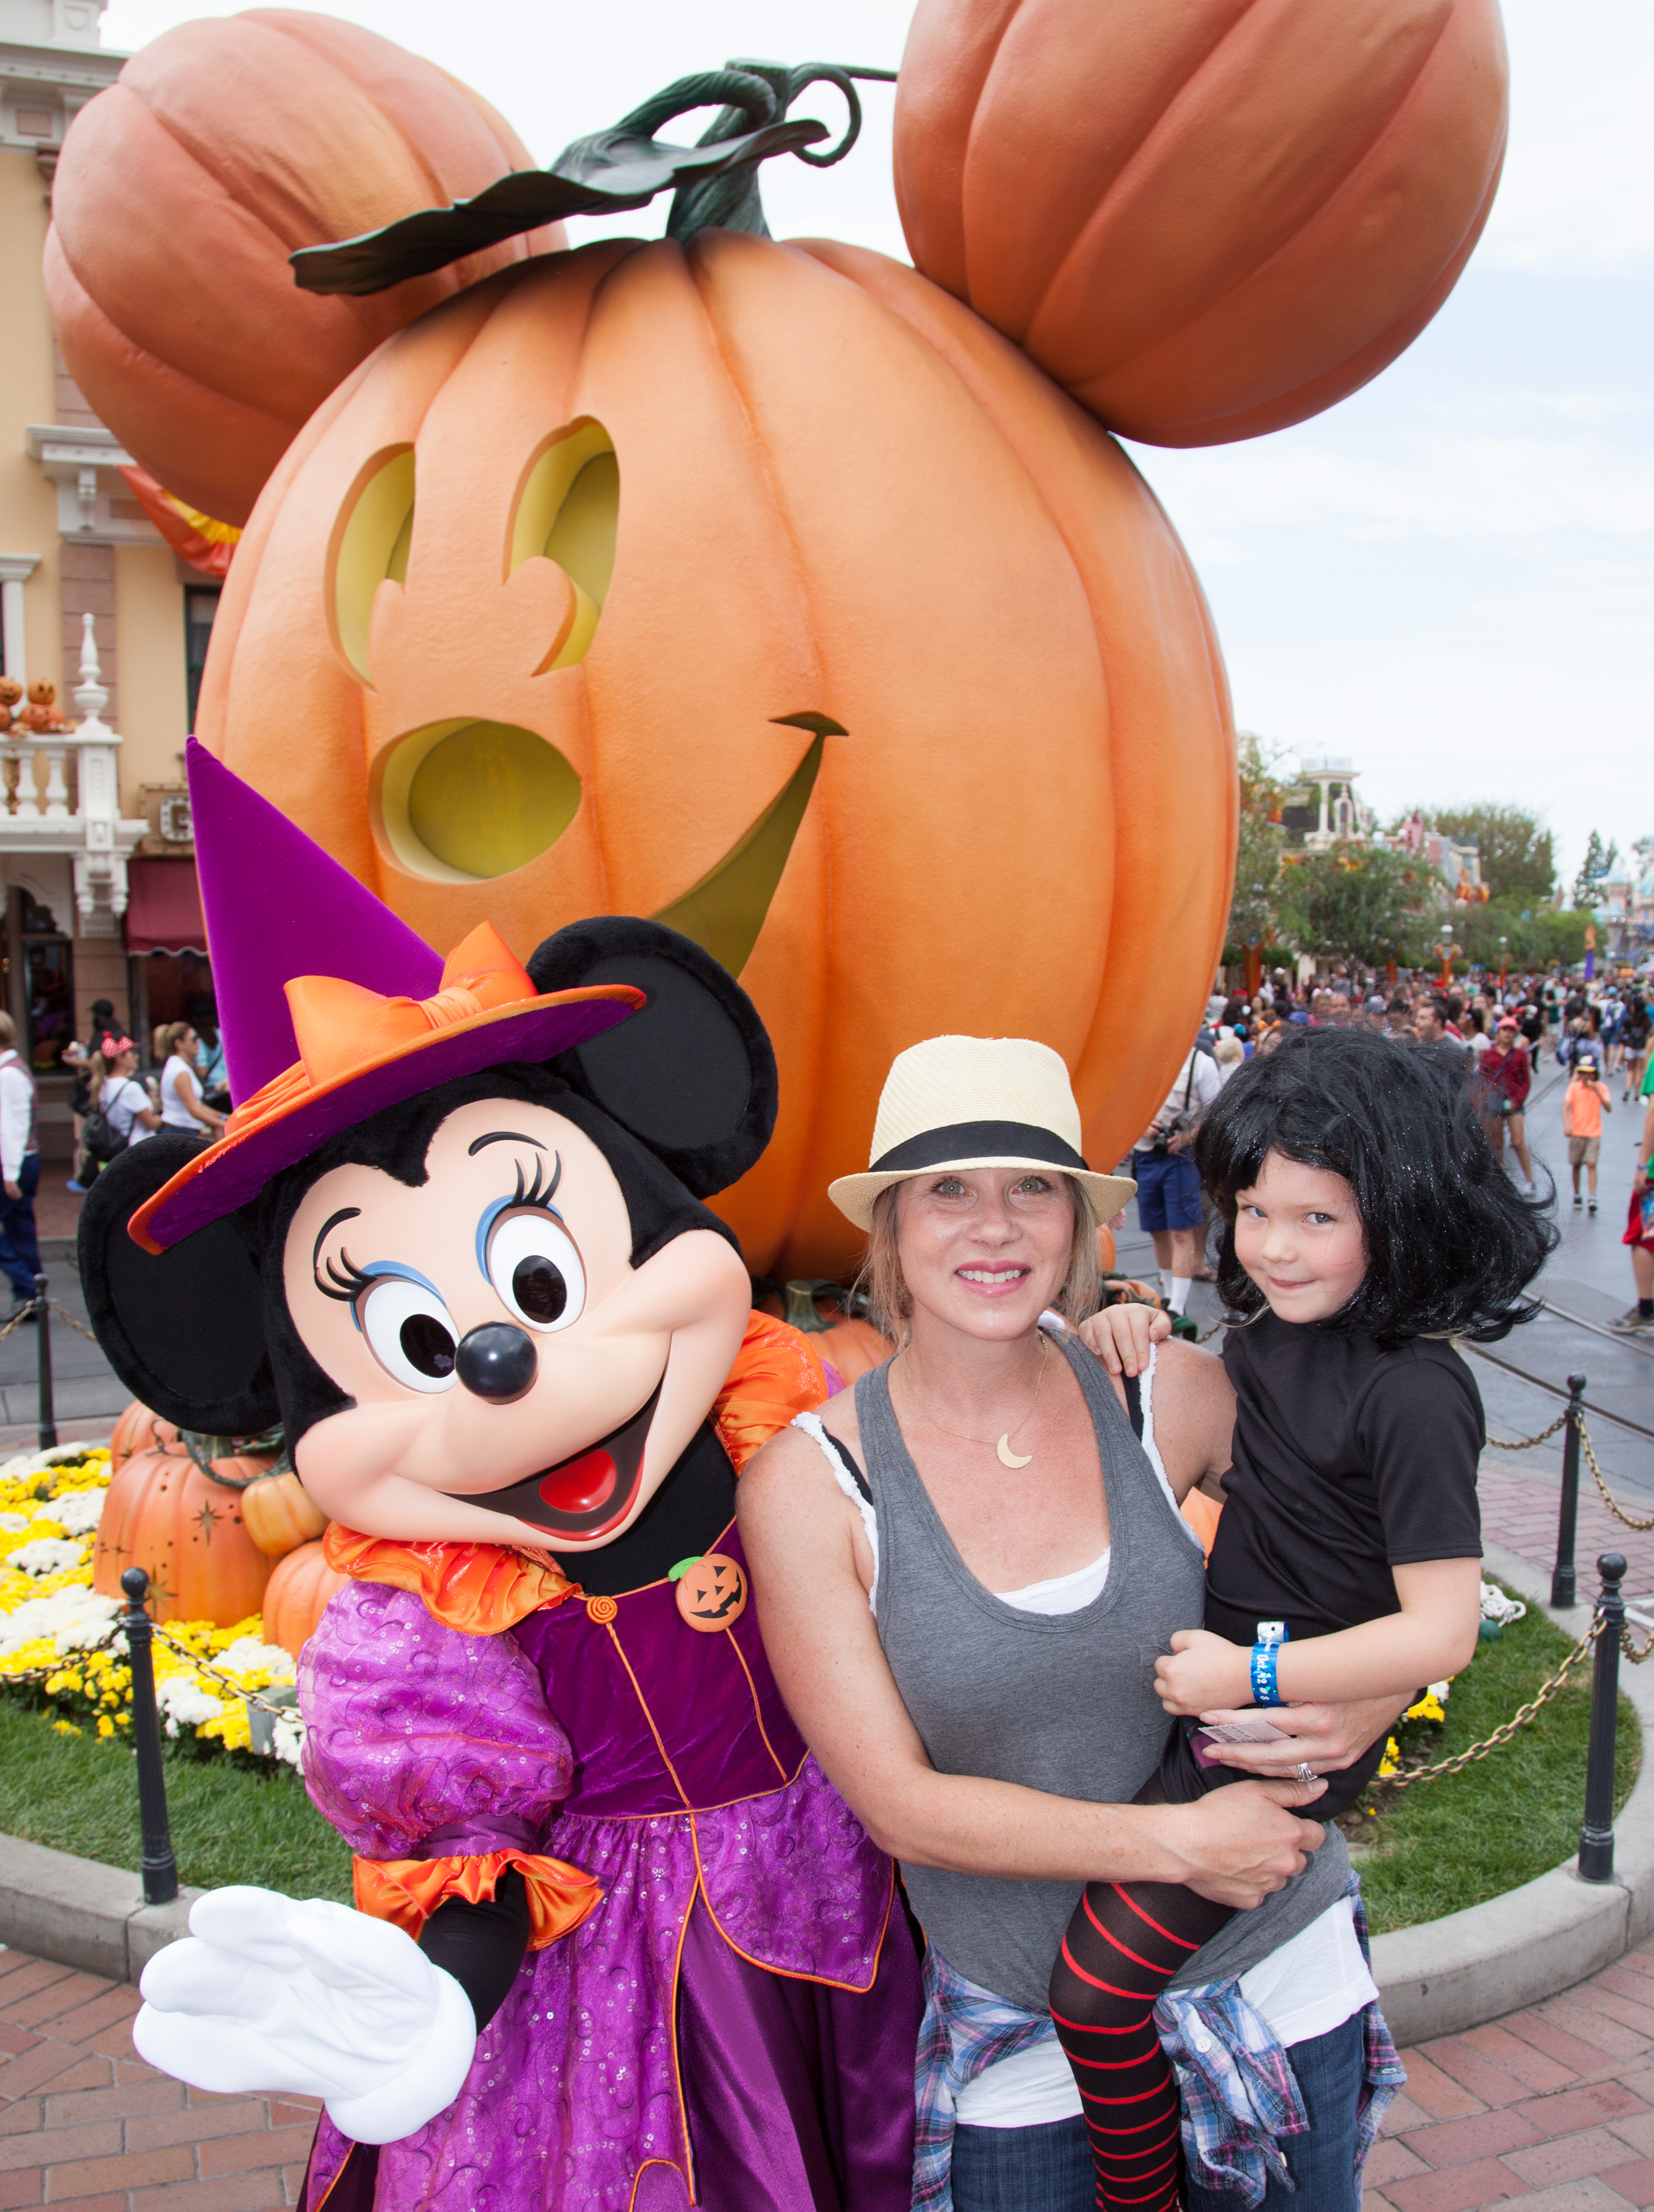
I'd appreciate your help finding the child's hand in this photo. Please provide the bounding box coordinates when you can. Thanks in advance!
[1074,1301,1170,1377]
[1154,1630,1252,1716]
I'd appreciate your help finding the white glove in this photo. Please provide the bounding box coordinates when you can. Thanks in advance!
[133,1886,476,2144]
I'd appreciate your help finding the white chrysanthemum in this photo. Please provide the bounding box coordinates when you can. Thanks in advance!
[0,1512,25,1533]
[156,1677,226,1733]
[0,1587,118,1658]
[10,1537,86,1577]
[217,1636,296,1683]
[38,1490,104,1536]
[271,1716,306,1768]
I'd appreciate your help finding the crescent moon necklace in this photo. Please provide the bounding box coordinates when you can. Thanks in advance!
[900,1334,1051,1470]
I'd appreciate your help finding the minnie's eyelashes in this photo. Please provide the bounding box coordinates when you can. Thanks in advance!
[511,1151,563,1212]
[316,1248,373,1304]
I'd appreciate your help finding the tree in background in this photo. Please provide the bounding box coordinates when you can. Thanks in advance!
[1222,731,1290,990]
[1277,845,1422,972]
[1573,829,1619,913]
[1391,803,1555,906]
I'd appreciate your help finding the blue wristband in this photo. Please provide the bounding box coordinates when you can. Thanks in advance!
[1251,1620,1289,1707]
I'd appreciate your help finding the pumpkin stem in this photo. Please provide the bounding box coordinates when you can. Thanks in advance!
[291,61,897,296]
[780,1278,866,1333]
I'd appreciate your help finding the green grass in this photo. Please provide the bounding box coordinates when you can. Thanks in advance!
[1349,1587,1640,1935]
[0,1697,354,1902]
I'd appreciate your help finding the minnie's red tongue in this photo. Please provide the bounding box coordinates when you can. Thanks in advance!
[538,1450,617,1517]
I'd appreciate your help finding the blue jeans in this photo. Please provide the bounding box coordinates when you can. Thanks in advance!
[0,1152,41,1303]
[951,2114,1093,2212]
[950,2011,1366,2212]
[1186,2012,1366,2212]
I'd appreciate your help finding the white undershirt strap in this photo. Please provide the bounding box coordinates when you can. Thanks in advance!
[793,1409,879,1612]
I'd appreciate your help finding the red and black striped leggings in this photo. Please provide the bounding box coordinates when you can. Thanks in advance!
[1049,1874,1236,2211]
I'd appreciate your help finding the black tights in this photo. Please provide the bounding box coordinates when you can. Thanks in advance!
[1048,1780,1235,2212]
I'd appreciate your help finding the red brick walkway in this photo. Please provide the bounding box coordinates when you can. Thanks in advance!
[0,1947,318,2209]
[1480,1457,1654,1605]
[11,1934,1654,2211]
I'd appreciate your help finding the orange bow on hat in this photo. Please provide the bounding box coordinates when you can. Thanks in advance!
[131,922,644,1255]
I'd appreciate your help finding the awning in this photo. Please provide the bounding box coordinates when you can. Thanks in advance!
[124,858,206,956]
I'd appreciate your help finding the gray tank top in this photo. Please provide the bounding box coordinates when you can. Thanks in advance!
[859,1332,1349,2012]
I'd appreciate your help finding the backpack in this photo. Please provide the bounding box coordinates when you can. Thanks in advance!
[80,1080,135,1169]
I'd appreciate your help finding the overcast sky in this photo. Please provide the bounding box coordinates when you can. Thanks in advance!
[100,0,1653,888]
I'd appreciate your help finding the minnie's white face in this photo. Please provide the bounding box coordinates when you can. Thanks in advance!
[285,1097,751,1552]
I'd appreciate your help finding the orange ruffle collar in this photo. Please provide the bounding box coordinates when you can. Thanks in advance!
[324,1310,828,1635]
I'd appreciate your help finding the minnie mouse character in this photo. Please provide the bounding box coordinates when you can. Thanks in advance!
[81,742,920,2212]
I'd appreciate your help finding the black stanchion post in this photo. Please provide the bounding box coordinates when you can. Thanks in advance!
[1552,1372,1587,1609]
[119,1567,178,1907]
[32,1271,55,1450]
[1579,1550,1626,1885]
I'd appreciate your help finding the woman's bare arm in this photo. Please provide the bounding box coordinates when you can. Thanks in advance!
[737,1423,1328,1908]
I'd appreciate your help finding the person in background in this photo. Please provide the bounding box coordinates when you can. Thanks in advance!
[1613,1089,1654,1335]
[187,1006,230,1112]
[1213,1032,1245,1085]
[88,1034,161,1161]
[1411,997,1470,1065]
[1622,996,1650,1104]
[1563,1054,1612,1215]
[0,1012,41,1322]
[1477,1015,1536,1195]
[154,1021,226,1140]
[61,998,120,1194]
[1132,1037,1222,1315]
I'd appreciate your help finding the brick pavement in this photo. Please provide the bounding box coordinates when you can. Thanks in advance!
[1480,1456,1654,1605]
[0,1946,319,2208]
[12,1929,1654,2211]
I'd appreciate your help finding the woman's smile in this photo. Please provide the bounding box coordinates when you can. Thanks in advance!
[956,1264,1031,1290]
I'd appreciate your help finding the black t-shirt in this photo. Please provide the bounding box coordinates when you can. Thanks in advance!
[1203,1310,1484,1647]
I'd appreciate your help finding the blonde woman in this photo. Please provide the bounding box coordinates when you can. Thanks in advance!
[740,1036,1405,2212]
[154,1022,226,1138]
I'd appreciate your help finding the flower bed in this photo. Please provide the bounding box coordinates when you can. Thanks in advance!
[0,1443,301,1762]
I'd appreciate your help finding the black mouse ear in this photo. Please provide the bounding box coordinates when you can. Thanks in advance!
[527,917,777,1197]
[77,1135,277,1434]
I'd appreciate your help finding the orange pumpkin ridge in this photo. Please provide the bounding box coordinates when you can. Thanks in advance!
[892,0,1508,447]
[261,1536,350,1660]
[45,10,565,526]
[92,1444,271,1627]
[201,232,1232,1280]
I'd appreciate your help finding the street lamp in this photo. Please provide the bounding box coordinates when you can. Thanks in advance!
[1499,933,1509,990]
[1438,920,1454,990]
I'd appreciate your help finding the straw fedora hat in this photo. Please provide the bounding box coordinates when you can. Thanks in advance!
[828,1036,1135,1231]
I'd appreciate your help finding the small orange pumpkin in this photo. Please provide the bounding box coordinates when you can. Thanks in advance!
[201,232,1234,1279]
[779,1282,893,1388]
[26,681,54,706]
[893,0,1508,446]
[92,1443,271,1626]
[261,1537,349,1660]
[240,1470,328,1559]
[108,1400,180,1472]
[0,678,20,709]
[45,10,564,526]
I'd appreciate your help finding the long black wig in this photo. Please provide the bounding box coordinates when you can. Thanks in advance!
[1194,1026,1557,1348]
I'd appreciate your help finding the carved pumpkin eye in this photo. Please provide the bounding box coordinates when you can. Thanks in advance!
[507,417,619,675]
[329,445,414,685]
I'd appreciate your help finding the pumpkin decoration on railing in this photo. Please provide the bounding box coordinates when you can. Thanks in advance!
[45,10,565,527]
[91,1433,276,1627]
[190,59,1234,1279]
[19,683,71,736]
[52,10,1507,1276]
[892,0,1509,446]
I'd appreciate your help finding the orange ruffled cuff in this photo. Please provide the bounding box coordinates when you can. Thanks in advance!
[354,1847,602,1952]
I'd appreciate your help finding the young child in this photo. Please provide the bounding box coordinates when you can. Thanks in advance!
[1565,1054,1613,1213]
[1049,1026,1554,2212]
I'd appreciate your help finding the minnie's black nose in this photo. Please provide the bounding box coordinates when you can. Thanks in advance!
[456,1323,537,1403]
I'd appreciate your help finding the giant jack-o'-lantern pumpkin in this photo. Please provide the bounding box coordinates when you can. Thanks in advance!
[197,69,1234,1279]
[46,9,562,527]
[892,0,1508,446]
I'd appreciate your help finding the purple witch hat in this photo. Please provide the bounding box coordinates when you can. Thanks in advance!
[131,742,642,1253]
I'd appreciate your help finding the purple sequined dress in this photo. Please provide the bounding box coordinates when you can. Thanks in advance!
[296,1525,921,2211]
